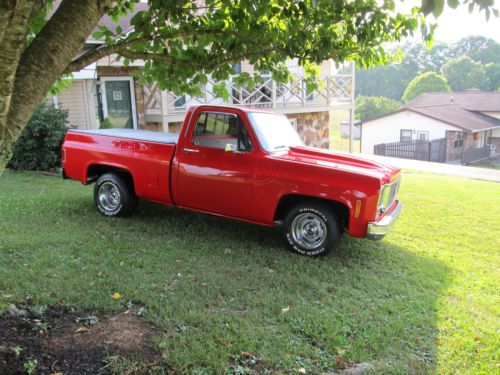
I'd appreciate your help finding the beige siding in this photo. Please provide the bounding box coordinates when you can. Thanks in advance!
[57,80,95,129]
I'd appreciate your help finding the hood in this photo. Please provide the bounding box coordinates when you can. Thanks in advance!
[274,146,400,183]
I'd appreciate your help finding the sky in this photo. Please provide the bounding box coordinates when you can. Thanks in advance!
[395,0,500,43]
[135,0,499,43]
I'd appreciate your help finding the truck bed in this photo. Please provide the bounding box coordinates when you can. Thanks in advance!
[63,129,178,205]
[69,129,180,144]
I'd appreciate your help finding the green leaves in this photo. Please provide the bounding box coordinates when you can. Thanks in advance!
[62,0,497,100]
[402,71,451,103]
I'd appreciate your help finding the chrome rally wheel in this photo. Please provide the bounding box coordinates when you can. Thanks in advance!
[284,202,341,256]
[98,182,122,212]
[290,212,328,250]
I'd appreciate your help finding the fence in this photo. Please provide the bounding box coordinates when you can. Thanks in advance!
[462,145,491,164]
[374,138,447,162]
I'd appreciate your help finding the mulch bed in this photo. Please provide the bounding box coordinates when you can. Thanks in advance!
[0,306,159,375]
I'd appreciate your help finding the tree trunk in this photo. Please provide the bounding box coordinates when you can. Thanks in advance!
[0,0,111,174]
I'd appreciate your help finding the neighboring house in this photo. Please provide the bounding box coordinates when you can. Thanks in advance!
[360,92,500,164]
[53,4,354,149]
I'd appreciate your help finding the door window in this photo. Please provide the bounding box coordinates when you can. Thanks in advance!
[105,81,133,128]
[192,112,252,151]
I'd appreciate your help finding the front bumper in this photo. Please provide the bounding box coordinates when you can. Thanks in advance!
[367,201,402,240]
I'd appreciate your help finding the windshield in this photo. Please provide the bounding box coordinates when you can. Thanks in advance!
[248,112,303,152]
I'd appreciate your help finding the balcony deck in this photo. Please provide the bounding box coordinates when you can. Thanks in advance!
[143,74,354,128]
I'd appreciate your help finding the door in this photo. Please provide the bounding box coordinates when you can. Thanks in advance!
[176,110,257,219]
[100,77,137,129]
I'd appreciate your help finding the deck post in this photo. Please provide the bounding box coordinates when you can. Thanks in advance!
[349,62,356,153]
[160,90,169,132]
[272,80,277,109]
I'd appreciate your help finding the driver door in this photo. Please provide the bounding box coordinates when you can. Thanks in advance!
[176,110,257,219]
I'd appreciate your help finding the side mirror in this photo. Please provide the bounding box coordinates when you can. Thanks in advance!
[225,143,237,152]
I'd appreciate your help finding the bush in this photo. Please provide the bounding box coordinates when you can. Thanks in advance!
[402,72,451,103]
[8,103,70,171]
[99,118,113,129]
[355,96,402,121]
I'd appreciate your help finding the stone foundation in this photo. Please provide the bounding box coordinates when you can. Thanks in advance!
[286,111,329,149]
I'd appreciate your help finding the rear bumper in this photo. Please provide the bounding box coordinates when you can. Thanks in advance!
[366,201,402,240]
[59,167,68,180]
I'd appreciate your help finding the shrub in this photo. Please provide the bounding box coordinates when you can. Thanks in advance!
[8,103,70,171]
[402,72,450,103]
[99,118,113,129]
[355,96,402,121]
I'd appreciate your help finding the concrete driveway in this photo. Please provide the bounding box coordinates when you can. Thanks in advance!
[356,153,500,183]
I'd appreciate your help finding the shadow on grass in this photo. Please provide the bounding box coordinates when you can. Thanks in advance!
[1,186,450,373]
[102,200,450,373]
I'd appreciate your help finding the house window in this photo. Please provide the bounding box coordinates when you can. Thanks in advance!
[454,132,465,148]
[232,62,242,74]
[400,129,412,142]
[417,131,429,141]
[174,95,186,108]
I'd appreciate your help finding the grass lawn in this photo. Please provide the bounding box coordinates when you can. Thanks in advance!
[329,109,360,153]
[0,171,498,374]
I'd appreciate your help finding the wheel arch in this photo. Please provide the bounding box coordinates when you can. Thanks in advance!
[274,194,350,230]
[87,163,136,194]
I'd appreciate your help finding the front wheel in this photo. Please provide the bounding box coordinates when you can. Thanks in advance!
[284,202,341,256]
[94,173,138,216]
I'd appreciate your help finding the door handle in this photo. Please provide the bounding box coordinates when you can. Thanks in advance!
[183,148,199,153]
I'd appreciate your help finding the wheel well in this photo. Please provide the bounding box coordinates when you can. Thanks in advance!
[274,194,350,230]
[87,164,135,192]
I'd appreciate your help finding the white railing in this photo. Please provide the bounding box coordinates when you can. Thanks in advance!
[144,74,353,121]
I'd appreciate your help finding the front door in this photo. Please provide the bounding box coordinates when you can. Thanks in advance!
[100,77,137,129]
[176,110,257,219]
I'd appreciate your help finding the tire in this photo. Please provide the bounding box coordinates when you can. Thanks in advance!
[94,173,138,217]
[283,202,341,256]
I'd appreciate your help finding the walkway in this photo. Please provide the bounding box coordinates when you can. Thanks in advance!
[355,153,500,183]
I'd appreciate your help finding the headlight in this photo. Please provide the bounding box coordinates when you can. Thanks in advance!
[377,178,400,213]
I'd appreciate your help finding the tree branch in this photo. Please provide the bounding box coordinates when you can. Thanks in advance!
[6,0,112,140]
[64,39,147,73]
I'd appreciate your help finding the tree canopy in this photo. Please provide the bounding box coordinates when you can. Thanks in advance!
[402,71,451,103]
[0,0,498,173]
[442,56,490,91]
[356,36,500,100]
[355,96,402,121]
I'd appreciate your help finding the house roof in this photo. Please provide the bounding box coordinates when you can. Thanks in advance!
[406,91,500,112]
[362,91,500,132]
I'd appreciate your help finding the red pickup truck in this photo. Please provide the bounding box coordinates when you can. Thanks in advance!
[62,105,402,256]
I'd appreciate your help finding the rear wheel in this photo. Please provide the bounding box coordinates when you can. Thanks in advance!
[94,173,138,216]
[284,202,341,256]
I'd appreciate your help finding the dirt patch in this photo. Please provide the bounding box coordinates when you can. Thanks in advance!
[0,306,159,375]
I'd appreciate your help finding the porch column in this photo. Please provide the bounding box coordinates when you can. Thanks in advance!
[160,90,169,132]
